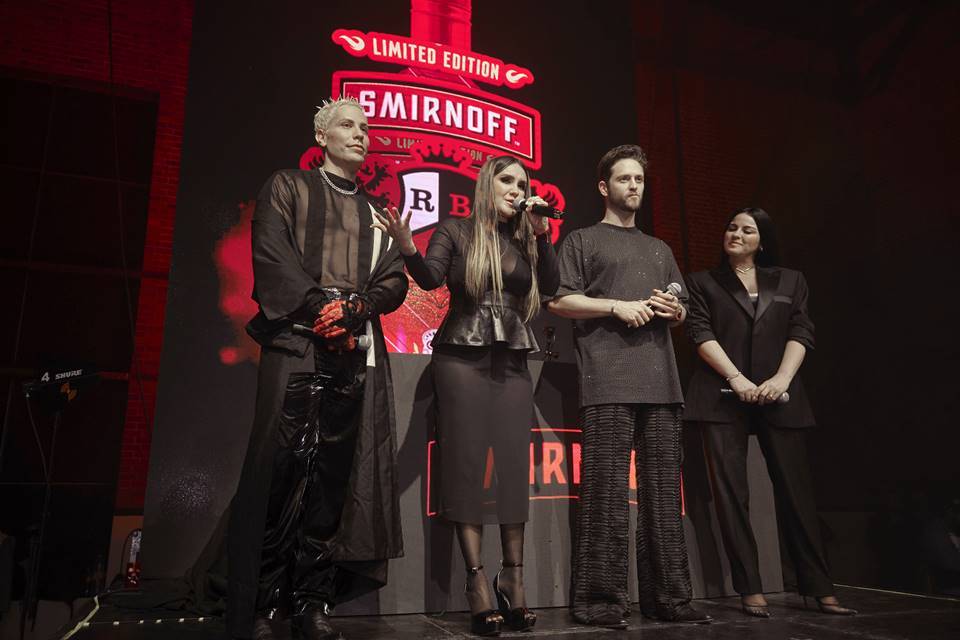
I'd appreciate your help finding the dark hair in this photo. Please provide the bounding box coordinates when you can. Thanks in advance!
[597,144,648,183]
[720,207,780,267]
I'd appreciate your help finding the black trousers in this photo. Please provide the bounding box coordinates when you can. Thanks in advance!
[699,417,834,597]
[256,349,364,612]
[572,404,692,623]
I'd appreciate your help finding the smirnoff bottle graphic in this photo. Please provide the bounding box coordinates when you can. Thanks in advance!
[326,0,562,354]
[215,0,564,361]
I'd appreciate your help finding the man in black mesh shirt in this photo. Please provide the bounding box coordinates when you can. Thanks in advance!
[548,145,710,627]
[218,98,408,640]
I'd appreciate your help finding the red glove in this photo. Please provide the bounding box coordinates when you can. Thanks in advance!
[313,300,349,338]
[312,297,368,339]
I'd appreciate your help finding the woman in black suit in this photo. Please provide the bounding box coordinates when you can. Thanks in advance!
[684,207,856,618]
[373,155,560,635]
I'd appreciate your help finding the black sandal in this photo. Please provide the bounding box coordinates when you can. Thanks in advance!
[466,565,503,636]
[804,596,857,616]
[740,596,771,618]
[493,562,537,632]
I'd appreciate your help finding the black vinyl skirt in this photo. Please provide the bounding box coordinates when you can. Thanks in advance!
[432,343,532,524]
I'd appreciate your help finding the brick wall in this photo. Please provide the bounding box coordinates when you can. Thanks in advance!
[0,0,193,510]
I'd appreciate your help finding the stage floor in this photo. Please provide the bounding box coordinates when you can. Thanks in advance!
[56,586,959,639]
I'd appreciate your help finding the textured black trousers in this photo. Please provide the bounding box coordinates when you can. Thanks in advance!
[572,404,692,623]
[700,420,834,597]
[255,351,364,612]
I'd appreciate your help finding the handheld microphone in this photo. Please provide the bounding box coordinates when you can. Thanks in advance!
[720,388,790,404]
[292,324,372,351]
[513,198,564,220]
[644,282,682,313]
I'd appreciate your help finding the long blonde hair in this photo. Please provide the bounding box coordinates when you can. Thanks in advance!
[465,156,541,322]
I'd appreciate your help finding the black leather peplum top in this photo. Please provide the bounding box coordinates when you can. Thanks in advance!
[402,217,560,350]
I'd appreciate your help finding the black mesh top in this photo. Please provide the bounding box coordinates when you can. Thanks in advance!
[554,222,687,407]
[403,217,560,350]
[245,169,408,363]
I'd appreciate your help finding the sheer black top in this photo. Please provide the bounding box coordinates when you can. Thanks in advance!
[245,169,408,362]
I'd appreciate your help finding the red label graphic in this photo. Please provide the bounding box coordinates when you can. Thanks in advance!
[424,427,685,517]
[331,29,535,89]
[335,71,541,168]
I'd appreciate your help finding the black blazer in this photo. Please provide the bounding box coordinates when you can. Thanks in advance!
[683,265,816,428]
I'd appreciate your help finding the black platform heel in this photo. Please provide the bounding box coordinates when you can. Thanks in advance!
[493,562,537,632]
[466,565,503,636]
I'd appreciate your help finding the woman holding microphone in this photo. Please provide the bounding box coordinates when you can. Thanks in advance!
[373,155,560,635]
[683,207,856,618]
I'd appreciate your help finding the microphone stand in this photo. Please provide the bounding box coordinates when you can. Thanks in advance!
[19,404,61,639]
[543,326,559,361]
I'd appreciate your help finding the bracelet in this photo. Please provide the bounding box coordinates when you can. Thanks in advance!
[725,371,741,382]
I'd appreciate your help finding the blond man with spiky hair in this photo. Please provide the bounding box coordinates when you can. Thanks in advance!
[214,97,408,640]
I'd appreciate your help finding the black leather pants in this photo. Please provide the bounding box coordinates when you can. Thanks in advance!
[256,348,365,613]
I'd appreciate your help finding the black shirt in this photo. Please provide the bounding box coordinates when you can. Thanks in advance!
[554,222,687,406]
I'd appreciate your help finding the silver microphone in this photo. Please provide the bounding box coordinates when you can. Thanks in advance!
[720,388,790,404]
[292,324,372,351]
[644,282,682,314]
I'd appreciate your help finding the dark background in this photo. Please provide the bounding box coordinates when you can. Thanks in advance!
[0,0,957,608]
[0,68,158,604]
[630,0,960,590]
